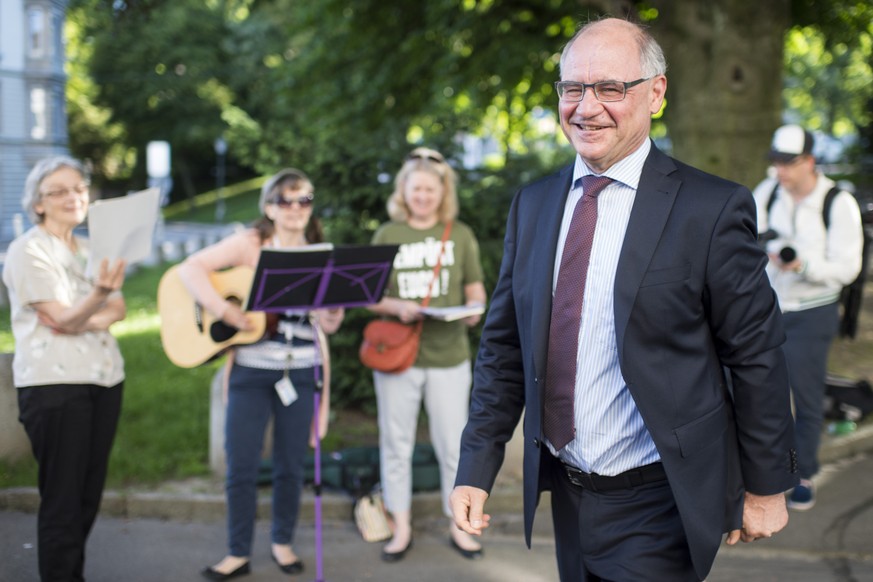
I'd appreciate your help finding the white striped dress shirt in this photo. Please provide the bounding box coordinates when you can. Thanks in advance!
[549,139,661,475]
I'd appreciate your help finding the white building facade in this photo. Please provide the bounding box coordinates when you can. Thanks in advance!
[0,0,69,243]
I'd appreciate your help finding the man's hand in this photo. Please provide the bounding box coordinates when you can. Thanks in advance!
[450,485,491,536]
[726,491,789,545]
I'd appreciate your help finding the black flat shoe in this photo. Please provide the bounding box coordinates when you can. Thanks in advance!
[201,561,250,581]
[450,537,483,560]
[271,553,305,575]
[381,538,413,563]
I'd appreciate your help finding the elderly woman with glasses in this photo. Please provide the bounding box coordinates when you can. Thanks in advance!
[366,147,487,563]
[178,168,343,580]
[2,155,127,582]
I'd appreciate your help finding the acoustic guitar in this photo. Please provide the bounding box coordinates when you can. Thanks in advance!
[158,265,267,368]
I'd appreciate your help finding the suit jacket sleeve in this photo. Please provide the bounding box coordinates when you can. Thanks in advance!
[703,186,796,495]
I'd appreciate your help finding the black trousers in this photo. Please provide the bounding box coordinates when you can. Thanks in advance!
[18,382,123,582]
[548,454,699,582]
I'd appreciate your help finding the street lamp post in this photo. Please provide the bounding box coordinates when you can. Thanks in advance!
[214,137,227,223]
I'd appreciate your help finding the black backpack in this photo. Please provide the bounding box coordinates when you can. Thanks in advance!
[765,183,869,338]
[824,374,873,422]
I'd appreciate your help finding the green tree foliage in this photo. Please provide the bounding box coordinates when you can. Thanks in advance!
[785,1,873,154]
[68,0,237,199]
[65,16,136,186]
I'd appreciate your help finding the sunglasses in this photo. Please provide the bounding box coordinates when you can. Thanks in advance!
[270,194,314,208]
[407,152,445,164]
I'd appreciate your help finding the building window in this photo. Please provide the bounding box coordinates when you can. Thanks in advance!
[28,6,47,59]
[30,87,48,140]
[52,87,65,140]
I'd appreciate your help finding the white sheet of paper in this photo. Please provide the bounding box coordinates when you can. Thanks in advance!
[87,187,161,274]
[419,304,486,322]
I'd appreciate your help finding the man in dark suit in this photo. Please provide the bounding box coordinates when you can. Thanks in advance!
[450,18,798,581]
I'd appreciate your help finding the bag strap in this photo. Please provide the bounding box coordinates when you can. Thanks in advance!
[420,221,453,309]
[767,182,842,231]
[821,186,840,230]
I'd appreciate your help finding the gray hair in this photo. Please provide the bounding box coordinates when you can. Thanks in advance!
[559,19,667,79]
[22,155,89,224]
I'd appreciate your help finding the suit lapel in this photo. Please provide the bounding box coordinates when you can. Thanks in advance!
[532,166,574,377]
[614,147,681,361]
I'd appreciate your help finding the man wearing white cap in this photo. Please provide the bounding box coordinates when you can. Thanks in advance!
[752,124,864,510]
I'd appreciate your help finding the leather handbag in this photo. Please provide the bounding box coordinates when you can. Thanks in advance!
[358,320,422,373]
[359,222,453,373]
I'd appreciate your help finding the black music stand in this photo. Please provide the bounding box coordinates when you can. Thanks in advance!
[246,243,398,582]
[246,244,399,313]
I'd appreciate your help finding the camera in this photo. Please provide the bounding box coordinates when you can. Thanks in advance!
[757,229,796,263]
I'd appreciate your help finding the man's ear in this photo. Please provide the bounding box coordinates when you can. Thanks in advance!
[649,75,667,115]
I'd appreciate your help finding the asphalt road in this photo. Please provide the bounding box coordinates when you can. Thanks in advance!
[2,452,872,582]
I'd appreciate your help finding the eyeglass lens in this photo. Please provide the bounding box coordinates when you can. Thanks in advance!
[555,78,649,103]
[272,195,314,208]
[42,183,90,198]
[559,82,624,102]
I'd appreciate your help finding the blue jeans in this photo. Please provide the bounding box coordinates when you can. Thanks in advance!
[782,302,839,480]
[224,364,315,557]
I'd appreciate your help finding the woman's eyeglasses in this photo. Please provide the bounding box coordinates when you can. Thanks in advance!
[407,152,445,164]
[270,194,314,208]
[41,183,90,199]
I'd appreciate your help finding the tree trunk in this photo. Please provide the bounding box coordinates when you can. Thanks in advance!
[649,0,791,189]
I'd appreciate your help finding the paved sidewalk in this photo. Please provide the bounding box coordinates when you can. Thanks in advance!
[3,451,873,582]
[1,424,872,582]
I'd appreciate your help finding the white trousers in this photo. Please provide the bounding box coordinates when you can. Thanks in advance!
[373,361,472,517]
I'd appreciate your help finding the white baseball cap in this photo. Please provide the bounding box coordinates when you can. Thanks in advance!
[768,124,814,163]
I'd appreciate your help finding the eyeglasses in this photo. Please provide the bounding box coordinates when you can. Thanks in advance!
[41,183,90,199]
[407,152,445,164]
[555,78,651,103]
[270,194,314,208]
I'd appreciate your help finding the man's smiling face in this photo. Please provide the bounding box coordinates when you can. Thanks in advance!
[558,20,666,174]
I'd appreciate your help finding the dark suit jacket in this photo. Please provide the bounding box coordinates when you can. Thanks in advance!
[456,143,798,579]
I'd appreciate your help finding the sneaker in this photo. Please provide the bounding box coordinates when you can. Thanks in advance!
[787,479,815,511]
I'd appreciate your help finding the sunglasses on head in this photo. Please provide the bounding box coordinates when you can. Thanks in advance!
[270,194,314,208]
[407,152,445,164]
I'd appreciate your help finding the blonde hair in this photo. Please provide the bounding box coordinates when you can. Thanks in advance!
[387,147,458,223]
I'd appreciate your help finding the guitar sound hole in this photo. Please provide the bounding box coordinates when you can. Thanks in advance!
[210,321,238,342]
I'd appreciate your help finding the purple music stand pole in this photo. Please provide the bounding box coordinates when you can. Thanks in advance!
[246,247,398,581]
[309,318,327,582]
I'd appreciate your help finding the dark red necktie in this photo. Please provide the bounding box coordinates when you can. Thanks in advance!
[544,175,613,451]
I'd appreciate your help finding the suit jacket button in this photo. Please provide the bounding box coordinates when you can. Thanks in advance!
[533,438,540,448]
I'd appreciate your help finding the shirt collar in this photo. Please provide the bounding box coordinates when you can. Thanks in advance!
[571,138,652,190]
